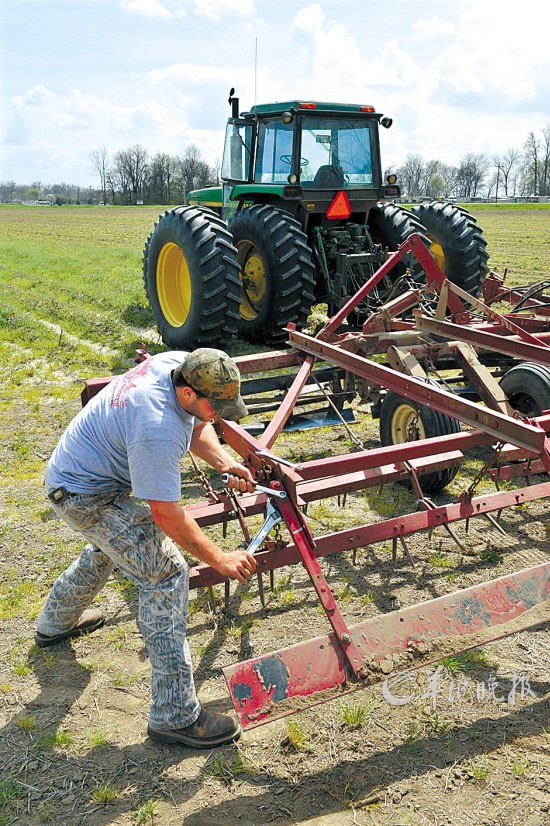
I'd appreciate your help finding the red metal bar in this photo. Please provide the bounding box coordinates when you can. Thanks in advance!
[288,329,546,454]
[187,479,550,589]
[275,490,368,680]
[223,563,549,728]
[447,279,550,347]
[415,314,550,367]
[260,356,315,448]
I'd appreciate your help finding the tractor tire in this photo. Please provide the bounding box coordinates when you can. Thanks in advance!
[411,201,489,296]
[380,387,461,494]
[142,206,240,350]
[341,203,429,321]
[500,363,550,417]
[229,204,316,344]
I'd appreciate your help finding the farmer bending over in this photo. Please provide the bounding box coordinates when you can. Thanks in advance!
[36,349,257,748]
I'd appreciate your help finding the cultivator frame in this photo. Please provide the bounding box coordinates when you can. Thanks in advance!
[86,234,550,728]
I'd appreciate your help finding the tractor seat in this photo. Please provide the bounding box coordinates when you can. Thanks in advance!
[312,164,345,187]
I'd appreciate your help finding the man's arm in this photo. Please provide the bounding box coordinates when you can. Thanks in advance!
[190,420,254,492]
[148,499,256,584]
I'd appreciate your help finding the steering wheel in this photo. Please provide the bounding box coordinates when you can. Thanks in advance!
[280,154,309,167]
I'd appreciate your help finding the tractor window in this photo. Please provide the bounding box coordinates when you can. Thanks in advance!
[299,117,375,187]
[255,119,295,183]
[221,121,252,181]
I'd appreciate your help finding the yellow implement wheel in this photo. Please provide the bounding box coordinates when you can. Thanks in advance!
[380,388,461,494]
[236,242,267,321]
[156,242,192,328]
[390,402,426,442]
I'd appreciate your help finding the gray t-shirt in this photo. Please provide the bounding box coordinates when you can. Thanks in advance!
[45,351,195,501]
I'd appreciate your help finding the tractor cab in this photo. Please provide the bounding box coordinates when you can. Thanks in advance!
[219,98,398,223]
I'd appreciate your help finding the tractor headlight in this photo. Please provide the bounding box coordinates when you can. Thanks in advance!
[288,172,298,185]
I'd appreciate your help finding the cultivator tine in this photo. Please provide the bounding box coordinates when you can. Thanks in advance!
[465,518,470,535]
[482,512,508,536]
[257,572,266,607]
[269,569,275,591]
[442,522,468,553]
[207,586,217,613]
[224,580,231,610]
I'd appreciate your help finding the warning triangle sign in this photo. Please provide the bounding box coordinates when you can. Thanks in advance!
[326,190,352,220]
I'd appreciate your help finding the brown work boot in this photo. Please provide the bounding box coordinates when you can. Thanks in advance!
[147,708,241,749]
[35,609,105,647]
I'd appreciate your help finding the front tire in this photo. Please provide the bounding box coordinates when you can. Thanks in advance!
[229,205,316,345]
[142,206,240,350]
[380,388,461,493]
[412,201,489,296]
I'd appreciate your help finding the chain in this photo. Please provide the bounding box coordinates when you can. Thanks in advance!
[188,453,221,503]
[467,441,505,498]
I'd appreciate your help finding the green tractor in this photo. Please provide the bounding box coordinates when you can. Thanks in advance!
[143,91,489,349]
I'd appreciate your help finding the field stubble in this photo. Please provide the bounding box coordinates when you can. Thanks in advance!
[0,205,549,826]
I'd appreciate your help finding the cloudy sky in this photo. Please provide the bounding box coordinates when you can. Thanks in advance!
[2,0,549,188]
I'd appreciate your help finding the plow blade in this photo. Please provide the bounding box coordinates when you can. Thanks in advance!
[223,563,549,729]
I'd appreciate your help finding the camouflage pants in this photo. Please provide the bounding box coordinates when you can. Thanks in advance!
[37,489,201,730]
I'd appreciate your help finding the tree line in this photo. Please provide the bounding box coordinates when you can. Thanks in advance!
[0,143,218,206]
[2,123,549,205]
[393,124,550,200]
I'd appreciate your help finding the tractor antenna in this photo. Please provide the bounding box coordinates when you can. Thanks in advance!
[254,37,258,107]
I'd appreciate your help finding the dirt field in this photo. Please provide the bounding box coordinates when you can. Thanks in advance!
[0,206,549,826]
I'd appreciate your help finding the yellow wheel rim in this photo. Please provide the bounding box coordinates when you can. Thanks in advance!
[428,233,446,273]
[236,241,267,321]
[156,242,191,328]
[391,403,426,442]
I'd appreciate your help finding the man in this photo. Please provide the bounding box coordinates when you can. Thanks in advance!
[36,348,257,748]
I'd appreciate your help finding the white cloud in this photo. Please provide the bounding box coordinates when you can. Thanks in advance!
[412,17,454,39]
[120,0,173,18]
[192,0,255,21]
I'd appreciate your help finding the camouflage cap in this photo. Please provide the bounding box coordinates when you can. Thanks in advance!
[181,348,248,421]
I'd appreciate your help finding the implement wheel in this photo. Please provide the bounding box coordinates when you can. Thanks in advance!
[143,206,240,349]
[380,389,461,494]
[412,201,489,296]
[229,205,316,344]
[500,363,550,417]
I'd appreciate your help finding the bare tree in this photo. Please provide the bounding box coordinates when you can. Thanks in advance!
[90,147,109,204]
[176,144,212,201]
[397,153,425,199]
[456,153,490,197]
[113,145,150,203]
[540,125,550,196]
[524,131,540,195]
[149,153,176,204]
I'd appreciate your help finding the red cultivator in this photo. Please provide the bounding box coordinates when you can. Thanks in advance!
[88,234,550,730]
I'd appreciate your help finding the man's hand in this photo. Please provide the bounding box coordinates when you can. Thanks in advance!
[221,461,255,494]
[216,550,257,584]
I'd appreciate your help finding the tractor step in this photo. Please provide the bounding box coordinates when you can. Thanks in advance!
[223,562,549,729]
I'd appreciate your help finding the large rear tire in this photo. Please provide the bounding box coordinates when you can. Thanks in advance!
[143,206,240,350]
[500,363,550,417]
[380,388,461,494]
[345,203,430,320]
[411,201,489,296]
[229,205,316,344]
